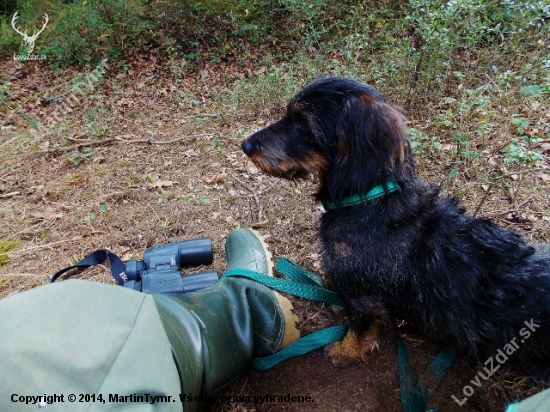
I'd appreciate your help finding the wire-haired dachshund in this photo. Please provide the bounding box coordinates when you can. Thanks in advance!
[241,75,550,378]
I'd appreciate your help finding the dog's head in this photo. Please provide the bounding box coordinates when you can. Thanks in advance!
[241,76,414,203]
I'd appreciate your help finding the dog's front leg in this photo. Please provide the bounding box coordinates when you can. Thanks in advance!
[324,301,385,367]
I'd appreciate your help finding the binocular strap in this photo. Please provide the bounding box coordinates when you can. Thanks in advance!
[50,249,130,285]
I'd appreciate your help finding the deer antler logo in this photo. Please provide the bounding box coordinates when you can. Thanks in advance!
[11,11,49,54]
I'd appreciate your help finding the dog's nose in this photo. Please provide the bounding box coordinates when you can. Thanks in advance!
[241,139,256,156]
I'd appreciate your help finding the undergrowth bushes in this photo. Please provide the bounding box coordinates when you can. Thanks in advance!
[0,0,348,66]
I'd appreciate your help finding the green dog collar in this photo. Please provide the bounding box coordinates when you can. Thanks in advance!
[322,181,399,210]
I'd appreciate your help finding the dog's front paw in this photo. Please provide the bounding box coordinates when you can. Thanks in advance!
[324,341,361,367]
[323,327,380,367]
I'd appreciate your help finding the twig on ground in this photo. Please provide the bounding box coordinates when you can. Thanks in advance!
[473,183,494,217]
[473,166,548,216]
[113,136,150,144]
[517,197,533,209]
[42,91,71,103]
[228,172,264,222]
[114,134,213,145]
[300,303,325,327]
[494,168,549,181]
[43,138,115,153]
[251,220,269,228]
[65,134,89,142]
[6,236,83,256]
[0,191,20,199]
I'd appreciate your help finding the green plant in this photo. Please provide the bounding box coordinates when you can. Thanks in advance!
[408,128,431,154]
[502,138,544,164]
[41,0,151,66]
[230,64,305,110]
[501,115,545,164]
[0,80,13,110]
[399,0,550,111]
[512,117,531,135]
[68,148,95,166]
[83,213,97,224]
[0,239,19,266]
[212,137,223,154]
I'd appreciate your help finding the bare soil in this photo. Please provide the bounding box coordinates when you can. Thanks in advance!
[1,56,549,412]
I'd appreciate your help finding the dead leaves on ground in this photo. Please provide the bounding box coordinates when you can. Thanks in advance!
[147,180,178,189]
[202,168,227,184]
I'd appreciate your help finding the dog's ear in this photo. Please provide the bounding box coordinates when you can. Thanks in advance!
[328,93,410,199]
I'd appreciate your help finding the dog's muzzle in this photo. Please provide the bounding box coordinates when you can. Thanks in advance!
[241,139,256,156]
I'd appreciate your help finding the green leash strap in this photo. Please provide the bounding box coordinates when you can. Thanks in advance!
[392,317,457,412]
[251,324,348,371]
[221,268,346,310]
[403,344,457,412]
[418,345,457,412]
[220,258,348,370]
[396,323,417,411]
[275,257,324,287]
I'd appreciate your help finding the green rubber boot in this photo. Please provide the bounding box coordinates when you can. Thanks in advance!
[152,228,299,410]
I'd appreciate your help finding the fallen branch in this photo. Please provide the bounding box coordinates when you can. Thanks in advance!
[42,91,71,103]
[115,134,213,145]
[6,236,83,256]
[65,134,88,142]
[43,138,115,153]
[251,220,269,228]
[516,197,533,209]
[114,136,150,144]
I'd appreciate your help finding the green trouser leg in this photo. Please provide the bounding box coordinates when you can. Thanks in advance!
[0,279,183,412]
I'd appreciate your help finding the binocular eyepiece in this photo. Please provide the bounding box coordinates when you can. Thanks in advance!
[123,238,219,294]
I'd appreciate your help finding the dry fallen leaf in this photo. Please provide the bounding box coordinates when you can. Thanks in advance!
[68,177,85,185]
[147,180,177,189]
[525,127,539,137]
[202,169,227,184]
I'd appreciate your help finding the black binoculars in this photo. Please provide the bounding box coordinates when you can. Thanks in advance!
[123,238,219,294]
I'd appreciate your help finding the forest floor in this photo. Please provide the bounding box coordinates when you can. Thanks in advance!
[1,52,549,411]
